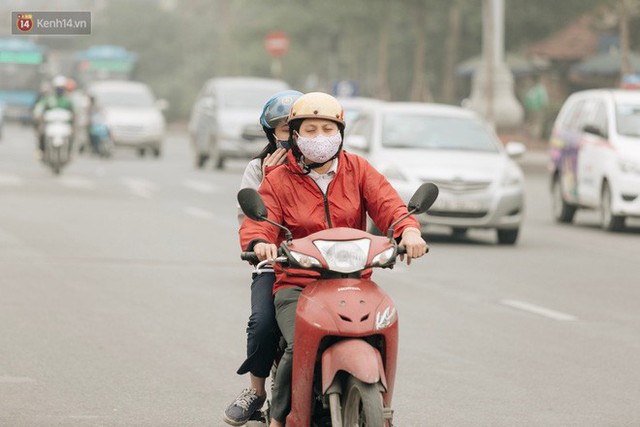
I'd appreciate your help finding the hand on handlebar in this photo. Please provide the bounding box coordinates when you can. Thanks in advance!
[254,242,278,261]
[398,227,428,265]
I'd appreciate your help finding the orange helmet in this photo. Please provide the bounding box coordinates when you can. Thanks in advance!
[288,92,344,126]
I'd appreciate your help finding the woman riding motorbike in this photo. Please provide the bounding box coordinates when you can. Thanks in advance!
[224,90,303,426]
[239,92,428,426]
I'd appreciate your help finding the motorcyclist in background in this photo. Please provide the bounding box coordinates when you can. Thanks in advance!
[223,90,303,426]
[33,75,75,158]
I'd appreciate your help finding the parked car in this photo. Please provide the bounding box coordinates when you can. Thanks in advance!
[343,102,526,244]
[87,80,167,157]
[188,77,289,169]
[550,89,640,231]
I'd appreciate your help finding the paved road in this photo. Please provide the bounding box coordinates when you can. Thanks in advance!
[1,123,638,426]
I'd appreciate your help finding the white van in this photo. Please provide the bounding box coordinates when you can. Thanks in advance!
[549,89,640,231]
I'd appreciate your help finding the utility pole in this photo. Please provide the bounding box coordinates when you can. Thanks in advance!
[468,0,523,132]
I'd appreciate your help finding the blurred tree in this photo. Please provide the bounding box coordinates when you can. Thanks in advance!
[79,0,631,120]
[441,0,462,103]
[409,0,432,102]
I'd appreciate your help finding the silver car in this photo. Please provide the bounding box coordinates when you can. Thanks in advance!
[344,102,526,244]
[188,77,289,169]
[88,81,167,157]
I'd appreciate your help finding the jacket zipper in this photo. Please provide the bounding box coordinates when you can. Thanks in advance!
[308,178,333,228]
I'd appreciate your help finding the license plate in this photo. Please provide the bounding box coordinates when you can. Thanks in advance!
[433,198,484,212]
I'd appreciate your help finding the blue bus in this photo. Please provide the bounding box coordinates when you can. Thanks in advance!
[0,38,47,121]
[72,45,137,89]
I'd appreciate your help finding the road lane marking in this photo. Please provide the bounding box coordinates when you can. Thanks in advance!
[184,206,215,220]
[0,173,23,186]
[59,176,95,190]
[0,376,36,383]
[501,299,578,321]
[122,177,156,199]
[182,179,217,194]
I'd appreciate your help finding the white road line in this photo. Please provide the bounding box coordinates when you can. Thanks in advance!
[0,376,36,384]
[182,179,217,194]
[59,176,95,190]
[184,206,215,220]
[122,177,156,199]
[501,299,578,321]
[0,173,23,186]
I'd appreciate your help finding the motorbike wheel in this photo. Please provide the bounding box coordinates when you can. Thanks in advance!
[341,376,384,427]
[52,146,62,175]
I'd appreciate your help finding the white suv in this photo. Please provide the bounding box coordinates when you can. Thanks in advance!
[549,89,640,231]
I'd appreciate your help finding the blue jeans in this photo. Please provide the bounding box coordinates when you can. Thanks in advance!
[236,272,280,378]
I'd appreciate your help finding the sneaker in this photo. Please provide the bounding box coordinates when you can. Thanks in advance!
[223,388,266,426]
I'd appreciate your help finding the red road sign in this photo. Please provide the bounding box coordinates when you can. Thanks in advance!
[264,31,290,58]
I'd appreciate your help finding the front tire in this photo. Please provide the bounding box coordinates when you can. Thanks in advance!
[342,376,384,427]
[194,152,208,169]
[601,182,625,232]
[552,176,576,223]
[209,138,225,170]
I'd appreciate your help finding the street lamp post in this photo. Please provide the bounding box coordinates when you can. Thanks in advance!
[468,0,523,132]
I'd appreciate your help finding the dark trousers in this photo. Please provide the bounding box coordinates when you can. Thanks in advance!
[236,272,280,379]
[270,286,303,423]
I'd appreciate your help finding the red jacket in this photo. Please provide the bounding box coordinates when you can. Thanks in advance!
[239,150,420,294]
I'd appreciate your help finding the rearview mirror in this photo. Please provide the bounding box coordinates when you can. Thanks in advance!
[505,141,526,159]
[156,99,169,111]
[237,188,268,221]
[408,183,439,214]
[583,124,606,138]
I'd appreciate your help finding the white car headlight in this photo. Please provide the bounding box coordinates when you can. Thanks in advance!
[501,164,523,187]
[289,251,322,268]
[619,159,640,175]
[313,239,370,273]
[371,247,395,267]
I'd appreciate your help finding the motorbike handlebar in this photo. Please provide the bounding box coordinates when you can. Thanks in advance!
[240,252,260,264]
[396,246,407,255]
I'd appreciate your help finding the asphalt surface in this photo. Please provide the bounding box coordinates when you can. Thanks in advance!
[1,122,639,426]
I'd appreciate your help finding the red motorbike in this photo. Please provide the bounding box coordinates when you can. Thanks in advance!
[238,183,438,427]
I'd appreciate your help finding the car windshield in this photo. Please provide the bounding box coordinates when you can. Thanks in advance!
[381,113,500,152]
[616,103,640,137]
[95,88,154,108]
[218,87,284,109]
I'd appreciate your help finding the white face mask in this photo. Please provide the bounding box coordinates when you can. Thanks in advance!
[296,132,342,164]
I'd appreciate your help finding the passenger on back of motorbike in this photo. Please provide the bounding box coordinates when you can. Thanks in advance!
[224,90,303,426]
[239,92,428,427]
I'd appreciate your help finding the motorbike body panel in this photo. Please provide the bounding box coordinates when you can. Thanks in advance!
[286,278,398,427]
[321,338,387,392]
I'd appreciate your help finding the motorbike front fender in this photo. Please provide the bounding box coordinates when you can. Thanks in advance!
[321,338,387,394]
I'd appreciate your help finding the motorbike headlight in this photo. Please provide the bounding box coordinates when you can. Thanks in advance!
[289,251,322,268]
[313,239,370,273]
[371,247,395,267]
[619,159,640,174]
